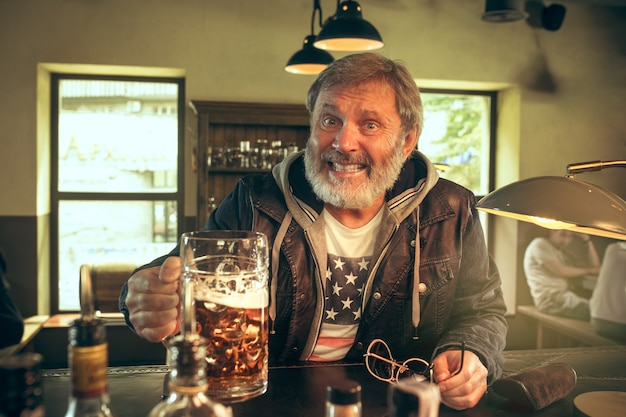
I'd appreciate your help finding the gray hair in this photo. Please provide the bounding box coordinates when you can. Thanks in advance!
[306,52,423,136]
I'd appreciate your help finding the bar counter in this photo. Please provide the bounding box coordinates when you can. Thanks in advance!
[42,345,625,417]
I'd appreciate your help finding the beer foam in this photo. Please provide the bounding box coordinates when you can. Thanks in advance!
[200,289,268,309]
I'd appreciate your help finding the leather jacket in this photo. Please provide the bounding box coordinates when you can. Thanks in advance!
[120,151,507,383]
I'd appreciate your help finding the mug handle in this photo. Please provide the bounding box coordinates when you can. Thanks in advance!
[181,274,195,337]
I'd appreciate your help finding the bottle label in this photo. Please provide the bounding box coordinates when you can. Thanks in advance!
[69,343,109,398]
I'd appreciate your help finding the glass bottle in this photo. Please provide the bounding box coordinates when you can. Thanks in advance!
[65,265,113,417]
[148,335,232,417]
[64,317,114,417]
[256,139,269,169]
[239,140,251,168]
[0,352,45,417]
[325,380,361,417]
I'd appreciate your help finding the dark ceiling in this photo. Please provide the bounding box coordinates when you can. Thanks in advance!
[563,0,626,6]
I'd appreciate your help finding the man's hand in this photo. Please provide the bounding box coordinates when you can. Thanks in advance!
[432,349,488,410]
[125,256,182,342]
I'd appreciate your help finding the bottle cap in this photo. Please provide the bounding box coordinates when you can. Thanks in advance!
[327,380,361,405]
[388,379,441,417]
[389,384,419,415]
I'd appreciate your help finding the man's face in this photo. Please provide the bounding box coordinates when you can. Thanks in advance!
[304,81,417,210]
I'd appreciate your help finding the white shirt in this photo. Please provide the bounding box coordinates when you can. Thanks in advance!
[590,242,626,324]
[523,237,569,309]
[309,208,382,361]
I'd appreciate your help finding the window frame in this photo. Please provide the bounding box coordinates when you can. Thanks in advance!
[419,87,497,199]
[50,73,185,314]
[420,87,498,246]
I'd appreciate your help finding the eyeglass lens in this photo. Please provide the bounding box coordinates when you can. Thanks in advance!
[367,340,395,380]
[399,358,429,380]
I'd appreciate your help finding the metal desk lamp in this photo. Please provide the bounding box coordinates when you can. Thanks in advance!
[478,159,626,415]
[476,160,626,241]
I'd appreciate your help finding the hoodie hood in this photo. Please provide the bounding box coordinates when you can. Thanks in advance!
[271,149,440,227]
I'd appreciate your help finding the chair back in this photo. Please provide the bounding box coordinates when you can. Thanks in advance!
[84,262,137,315]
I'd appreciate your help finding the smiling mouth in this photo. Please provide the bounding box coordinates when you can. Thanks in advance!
[330,162,367,172]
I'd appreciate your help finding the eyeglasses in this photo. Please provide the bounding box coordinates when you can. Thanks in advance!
[364,339,465,384]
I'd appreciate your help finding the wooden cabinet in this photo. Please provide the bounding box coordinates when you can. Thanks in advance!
[191,101,310,228]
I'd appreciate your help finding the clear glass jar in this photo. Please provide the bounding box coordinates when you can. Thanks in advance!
[387,379,440,417]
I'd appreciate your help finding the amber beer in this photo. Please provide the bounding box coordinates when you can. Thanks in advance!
[193,272,268,402]
[180,230,269,403]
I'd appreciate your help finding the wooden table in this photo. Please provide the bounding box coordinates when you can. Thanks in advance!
[41,345,626,417]
[516,305,619,348]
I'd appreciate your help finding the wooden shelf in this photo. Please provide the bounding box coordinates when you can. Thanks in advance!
[191,101,310,228]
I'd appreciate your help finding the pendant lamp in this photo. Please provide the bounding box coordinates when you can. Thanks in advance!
[481,0,528,23]
[313,0,383,51]
[285,35,334,75]
[285,0,334,75]
[477,160,626,240]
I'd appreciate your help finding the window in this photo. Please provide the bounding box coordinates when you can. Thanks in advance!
[420,89,496,197]
[51,75,184,312]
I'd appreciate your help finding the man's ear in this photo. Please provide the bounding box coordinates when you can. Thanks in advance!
[402,129,419,158]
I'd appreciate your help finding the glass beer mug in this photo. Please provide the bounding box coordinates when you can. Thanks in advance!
[180,230,270,403]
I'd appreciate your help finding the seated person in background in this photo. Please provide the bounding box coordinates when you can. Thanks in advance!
[120,52,508,410]
[523,230,600,320]
[589,241,626,342]
[0,247,24,349]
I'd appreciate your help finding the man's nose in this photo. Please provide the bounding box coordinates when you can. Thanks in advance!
[332,125,359,152]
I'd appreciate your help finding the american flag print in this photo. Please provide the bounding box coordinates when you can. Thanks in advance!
[323,253,370,325]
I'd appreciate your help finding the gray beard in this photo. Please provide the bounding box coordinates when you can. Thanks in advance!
[303,142,406,210]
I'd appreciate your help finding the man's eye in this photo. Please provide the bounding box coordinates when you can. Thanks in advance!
[322,117,337,126]
[365,122,377,130]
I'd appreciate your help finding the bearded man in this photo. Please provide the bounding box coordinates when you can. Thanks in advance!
[120,53,507,410]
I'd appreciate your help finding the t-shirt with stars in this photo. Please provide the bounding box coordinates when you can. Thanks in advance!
[308,207,382,361]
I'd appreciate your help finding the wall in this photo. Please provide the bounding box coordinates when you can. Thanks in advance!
[0,0,624,327]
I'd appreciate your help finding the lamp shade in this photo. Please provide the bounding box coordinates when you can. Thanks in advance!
[481,0,528,23]
[313,0,383,51]
[477,176,626,240]
[285,35,334,75]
